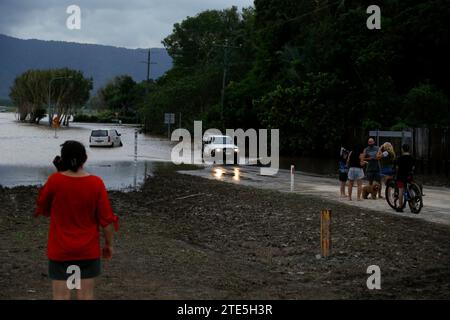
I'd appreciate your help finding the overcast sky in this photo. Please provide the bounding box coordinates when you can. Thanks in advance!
[0,0,254,48]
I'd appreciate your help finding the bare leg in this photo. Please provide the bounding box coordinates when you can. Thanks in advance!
[76,279,95,300]
[340,181,347,197]
[348,180,354,200]
[52,280,71,300]
[398,187,404,209]
[357,179,363,200]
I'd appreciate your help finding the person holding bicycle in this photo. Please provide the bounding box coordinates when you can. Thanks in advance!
[395,144,415,212]
[376,142,396,198]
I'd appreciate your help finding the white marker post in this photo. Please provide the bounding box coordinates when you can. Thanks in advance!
[290,165,295,192]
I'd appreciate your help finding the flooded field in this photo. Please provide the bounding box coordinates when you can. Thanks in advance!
[0,161,166,190]
[0,112,176,189]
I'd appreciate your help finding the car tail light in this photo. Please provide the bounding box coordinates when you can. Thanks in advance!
[108,136,111,142]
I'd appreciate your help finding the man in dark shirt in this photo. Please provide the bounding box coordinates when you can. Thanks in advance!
[395,144,415,212]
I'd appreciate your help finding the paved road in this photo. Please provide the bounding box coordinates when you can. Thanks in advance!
[180,165,450,226]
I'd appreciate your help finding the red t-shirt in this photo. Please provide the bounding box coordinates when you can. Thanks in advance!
[34,172,119,261]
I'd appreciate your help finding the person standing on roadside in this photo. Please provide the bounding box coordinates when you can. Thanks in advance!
[338,147,349,198]
[347,144,367,201]
[364,138,382,198]
[34,140,119,300]
[377,142,396,190]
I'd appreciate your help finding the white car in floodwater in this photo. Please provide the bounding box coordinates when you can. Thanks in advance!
[89,129,123,147]
[203,134,239,164]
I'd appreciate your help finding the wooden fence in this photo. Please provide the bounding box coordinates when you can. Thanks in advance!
[368,128,450,177]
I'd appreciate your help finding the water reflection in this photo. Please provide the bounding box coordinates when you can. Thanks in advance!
[233,168,240,181]
[0,161,162,191]
[213,168,224,179]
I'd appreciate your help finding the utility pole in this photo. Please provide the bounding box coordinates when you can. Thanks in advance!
[220,41,229,125]
[140,49,157,96]
[140,49,157,129]
[213,39,241,128]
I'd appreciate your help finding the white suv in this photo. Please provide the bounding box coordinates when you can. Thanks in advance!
[89,129,123,147]
[203,134,239,164]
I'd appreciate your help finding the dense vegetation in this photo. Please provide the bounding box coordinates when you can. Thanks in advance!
[75,75,148,124]
[10,1,449,156]
[136,0,450,155]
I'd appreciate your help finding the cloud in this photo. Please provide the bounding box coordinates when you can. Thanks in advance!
[0,0,254,48]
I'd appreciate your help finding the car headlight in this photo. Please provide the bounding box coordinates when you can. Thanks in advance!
[215,148,221,152]
[234,148,239,152]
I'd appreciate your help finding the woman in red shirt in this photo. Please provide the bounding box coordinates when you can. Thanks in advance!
[35,140,119,300]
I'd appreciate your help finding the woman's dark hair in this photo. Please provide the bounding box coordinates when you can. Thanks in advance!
[402,143,410,152]
[60,140,87,172]
[352,144,364,155]
[348,144,364,165]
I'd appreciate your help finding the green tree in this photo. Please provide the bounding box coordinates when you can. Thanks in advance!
[403,84,450,127]
[141,6,254,133]
[98,75,138,114]
[9,68,92,125]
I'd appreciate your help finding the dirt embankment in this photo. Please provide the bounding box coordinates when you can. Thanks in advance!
[1,169,449,299]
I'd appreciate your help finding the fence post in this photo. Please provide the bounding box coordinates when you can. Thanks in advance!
[321,209,331,258]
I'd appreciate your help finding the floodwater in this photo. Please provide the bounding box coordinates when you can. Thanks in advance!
[0,112,176,190]
[0,161,169,191]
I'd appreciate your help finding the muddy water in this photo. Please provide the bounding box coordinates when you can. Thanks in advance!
[0,112,175,166]
[0,161,169,190]
[0,112,178,189]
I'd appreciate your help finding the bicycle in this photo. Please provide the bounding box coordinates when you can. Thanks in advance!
[385,176,423,214]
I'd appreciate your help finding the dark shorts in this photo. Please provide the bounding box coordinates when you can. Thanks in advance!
[339,171,348,182]
[366,171,381,182]
[381,167,396,177]
[48,259,101,281]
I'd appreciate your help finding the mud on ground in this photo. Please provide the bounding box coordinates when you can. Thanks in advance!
[0,167,449,299]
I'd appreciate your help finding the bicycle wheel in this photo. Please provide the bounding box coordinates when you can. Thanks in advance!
[408,183,423,214]
[385,179,400,210]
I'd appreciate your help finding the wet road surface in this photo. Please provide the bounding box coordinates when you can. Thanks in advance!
[180,165,450,226]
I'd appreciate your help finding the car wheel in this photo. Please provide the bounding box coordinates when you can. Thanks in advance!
[119,141,123,147]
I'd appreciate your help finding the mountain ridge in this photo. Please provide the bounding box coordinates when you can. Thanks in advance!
[0,34,172,99]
